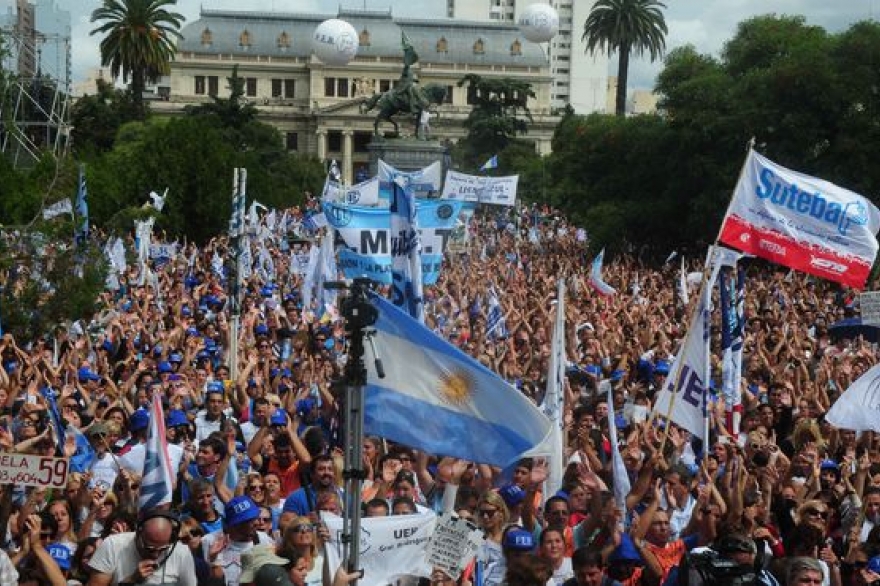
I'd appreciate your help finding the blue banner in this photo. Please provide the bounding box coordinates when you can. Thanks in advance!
[324,199,462,285]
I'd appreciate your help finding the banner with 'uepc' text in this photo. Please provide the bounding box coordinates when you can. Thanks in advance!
[719,149,880,288]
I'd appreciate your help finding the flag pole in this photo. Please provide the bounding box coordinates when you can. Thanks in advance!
[653,139,755,451]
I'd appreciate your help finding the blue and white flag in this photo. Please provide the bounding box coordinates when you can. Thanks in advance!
[589,249,616,297]
[480,155,498,171]
[365,295,552,467]
[324,199,462,285]
[140,391,174,510]
[541,279,566,498]
[40,387,65,453]
[485,286,508,341]
[75,164,89,246]
[719,265,746,434]
[390,178,424,321]
[653,279,711,447]
[378,160,443,200]
[67,423,96,474]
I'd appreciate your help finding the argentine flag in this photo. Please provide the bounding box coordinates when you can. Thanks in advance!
[364,295,552,467]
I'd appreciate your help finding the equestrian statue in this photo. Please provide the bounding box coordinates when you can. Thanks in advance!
[361,32,446,139]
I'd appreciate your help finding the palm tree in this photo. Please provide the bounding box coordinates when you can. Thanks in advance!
[582,0,668,117]
[90,0,184,117]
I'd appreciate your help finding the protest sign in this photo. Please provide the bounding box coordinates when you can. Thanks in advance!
[425,513,484,580]
[861,291,880,326]
[0,453,68,488]
[323,510,435,586]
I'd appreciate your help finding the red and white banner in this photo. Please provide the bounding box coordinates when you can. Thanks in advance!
[720,149,880,288]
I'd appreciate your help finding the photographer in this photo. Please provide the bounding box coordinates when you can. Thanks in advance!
[669,534,779,586]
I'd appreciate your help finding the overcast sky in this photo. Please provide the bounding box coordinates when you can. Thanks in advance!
[19,0,880,89]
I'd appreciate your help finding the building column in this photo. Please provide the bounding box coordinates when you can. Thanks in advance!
[342,130,353,186]
[316,129,327,161]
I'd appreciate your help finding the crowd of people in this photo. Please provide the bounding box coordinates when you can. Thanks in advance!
[0,200,879,586]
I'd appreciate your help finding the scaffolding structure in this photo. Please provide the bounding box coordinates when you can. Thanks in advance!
[0,18,72,167]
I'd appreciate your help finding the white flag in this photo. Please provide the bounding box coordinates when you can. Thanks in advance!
[653,279,711,445]
[541,279,566,498]
[825,364,880,432]
[42,198,73,220]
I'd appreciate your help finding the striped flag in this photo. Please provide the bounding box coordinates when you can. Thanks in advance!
[140,392,174,510]
[486,286,508,341]
[75,164,89,246]
[719,265,746,434]
[390,177,424,322]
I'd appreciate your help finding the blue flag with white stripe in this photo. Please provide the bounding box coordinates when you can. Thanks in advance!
[390,178,423,321]
[480,155,498,171]
[75,164,89,246]
[486,286,508,341]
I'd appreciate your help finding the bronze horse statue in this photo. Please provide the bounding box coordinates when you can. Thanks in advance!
[361,83,447,138]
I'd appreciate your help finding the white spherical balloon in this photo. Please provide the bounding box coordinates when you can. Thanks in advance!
[312,19,359,66]
[518,3,559,43]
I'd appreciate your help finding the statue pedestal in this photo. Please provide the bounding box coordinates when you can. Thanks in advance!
[368,138,449,195]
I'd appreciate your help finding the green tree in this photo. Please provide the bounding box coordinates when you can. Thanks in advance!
[0,230,107,340]
[90,0,184,117]
[582,0,667,116]
[455,74,535,170]
[69,79,140,153]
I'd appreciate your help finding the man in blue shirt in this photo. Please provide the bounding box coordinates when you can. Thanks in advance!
[280,455,339,527]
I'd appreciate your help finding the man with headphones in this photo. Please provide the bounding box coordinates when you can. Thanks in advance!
[86,508,196,586]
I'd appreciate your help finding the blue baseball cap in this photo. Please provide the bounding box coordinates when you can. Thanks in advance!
[654,360,670,375]
[820,459,840,472]
[206,381,225,394]
[169,353,183,363]
[270,409,288,426]
[225,495,260,527]
[498,484,526,507]
[503,528,534,551]
[167,409,189,427]
[47,542,71,570]
[130,409,150,432]
[868,556,880,575]
[186,327,199,337]
[255,324,269,336]
[78,367,101,382]
[158,361,173,374]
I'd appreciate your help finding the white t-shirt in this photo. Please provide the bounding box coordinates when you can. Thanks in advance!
[201,529,274,586]
[89,451,120,489]
[119,443,185,480]
[88,532,196,586]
